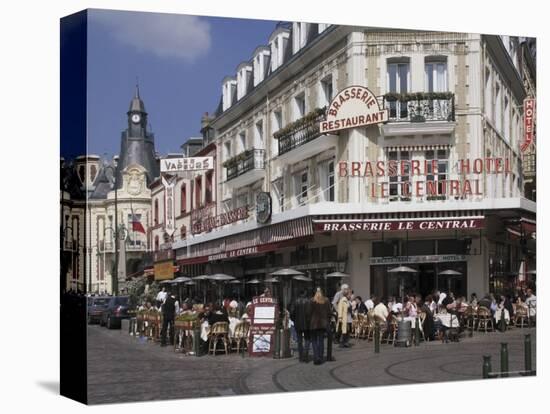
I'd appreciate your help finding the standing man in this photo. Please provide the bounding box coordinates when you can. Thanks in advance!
[332,284,349,343]
[337,288,352,348]
[291,290,313,362]
[156,286,167,308]
[160,290,176,347]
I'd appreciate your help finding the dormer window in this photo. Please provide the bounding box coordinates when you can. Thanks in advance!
[253,46,270,86]
[318,23,330,33]
[222,77,237,111]
[236,62,252,100]
[292,22,309,54]
[269,28,290,72]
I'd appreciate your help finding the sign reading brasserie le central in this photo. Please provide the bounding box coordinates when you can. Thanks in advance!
[320,85,388,133]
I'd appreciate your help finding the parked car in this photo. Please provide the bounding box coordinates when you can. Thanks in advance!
[100,296,131,329]
[87,296,110,324]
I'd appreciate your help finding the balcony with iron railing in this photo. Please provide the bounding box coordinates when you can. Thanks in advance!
[381,92,456,137]
[274,107,338,165]
[224,148,265,188]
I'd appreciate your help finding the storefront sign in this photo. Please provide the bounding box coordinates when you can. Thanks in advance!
[256,192,272,224]
[248,296,278,357]
[154,260,174,280]
[178,236,314,266]
[160,156,213,173]
[370,254,467,265]
[521,98,536,152]
[191,205,249,234]
[320,85,388,133]
[190,203,215,232]
[314,218,484,232]
[161,175,176,236]
[338,157,511,199]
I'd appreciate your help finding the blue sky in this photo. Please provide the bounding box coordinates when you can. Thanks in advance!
[86,9,278,159]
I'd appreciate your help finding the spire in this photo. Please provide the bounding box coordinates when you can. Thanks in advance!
[128,81,146,114]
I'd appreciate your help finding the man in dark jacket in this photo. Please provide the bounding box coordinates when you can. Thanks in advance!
[291,290,312,362]
[160,290,177,346]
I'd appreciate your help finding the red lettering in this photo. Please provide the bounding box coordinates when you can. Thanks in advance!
[338,162,348,177]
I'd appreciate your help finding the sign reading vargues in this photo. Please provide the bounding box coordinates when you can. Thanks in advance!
[320,85,388,133]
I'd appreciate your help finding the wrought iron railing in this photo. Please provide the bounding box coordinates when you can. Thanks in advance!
[226,149,265,181]
[276,110,326,156]
[382,92,455,122]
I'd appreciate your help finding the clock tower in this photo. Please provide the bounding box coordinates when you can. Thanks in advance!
[115,84,160,187]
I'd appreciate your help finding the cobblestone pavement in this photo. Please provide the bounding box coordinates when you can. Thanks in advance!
[87,325,536,404]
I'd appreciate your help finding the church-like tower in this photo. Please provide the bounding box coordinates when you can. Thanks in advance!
[115,85,160,187]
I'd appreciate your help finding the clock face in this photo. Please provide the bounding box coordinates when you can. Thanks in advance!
[131,114,141,124]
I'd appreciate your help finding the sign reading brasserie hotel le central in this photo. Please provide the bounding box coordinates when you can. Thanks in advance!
[322,85,511,199]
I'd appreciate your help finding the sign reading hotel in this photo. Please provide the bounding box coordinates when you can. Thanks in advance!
[160,156,213,173]
[320,85,388,133]
[314,218,484,233]
[521,97,535,152]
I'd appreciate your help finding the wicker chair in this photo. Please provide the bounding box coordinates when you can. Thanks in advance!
[383,315,398,345]
[365,311,377,341]
[514,306,529,328]
[231,321,250,353]
[463,306,477,331]
[208,322,230,355]
[476,306,494,332]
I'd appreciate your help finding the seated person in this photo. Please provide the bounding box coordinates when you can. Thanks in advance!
[208,304,229,326]
[434,306,460,342]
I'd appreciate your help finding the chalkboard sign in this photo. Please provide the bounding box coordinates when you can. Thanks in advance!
[248,296,279,357]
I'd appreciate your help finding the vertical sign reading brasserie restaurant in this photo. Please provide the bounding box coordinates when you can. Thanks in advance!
[161,175,176,236]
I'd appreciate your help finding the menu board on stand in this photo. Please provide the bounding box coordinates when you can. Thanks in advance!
[248,296,279,357]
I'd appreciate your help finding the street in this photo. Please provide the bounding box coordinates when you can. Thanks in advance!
[87,325,536,404]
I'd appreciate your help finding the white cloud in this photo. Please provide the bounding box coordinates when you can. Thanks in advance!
[93,10,212,62]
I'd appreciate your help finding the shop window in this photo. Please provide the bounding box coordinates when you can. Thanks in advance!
[310,248,320,263]
[437,239,463,255]
[321,245,337,262]
[372,240,399,257]
[406,239,435,256]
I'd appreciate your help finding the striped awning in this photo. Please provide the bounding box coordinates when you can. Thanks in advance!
[384,144,451,152]
[178,216,313,260]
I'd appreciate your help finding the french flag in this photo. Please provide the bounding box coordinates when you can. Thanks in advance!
[131,214,146,234]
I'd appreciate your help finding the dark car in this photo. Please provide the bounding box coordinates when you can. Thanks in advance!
[87,296,110,324]
[100,296,131,329]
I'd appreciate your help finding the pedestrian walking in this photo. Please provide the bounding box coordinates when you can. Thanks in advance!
[160,290,176,346]
[291,290,312,362]
[310,288,331,365]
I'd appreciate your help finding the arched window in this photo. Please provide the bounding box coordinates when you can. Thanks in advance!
[154,199,159,225]
[154,235,159,251]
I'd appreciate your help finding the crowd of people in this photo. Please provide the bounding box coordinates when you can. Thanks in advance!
[135,283,537,361]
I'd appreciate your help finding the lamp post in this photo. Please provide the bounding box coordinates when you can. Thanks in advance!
[104,164,120,295]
